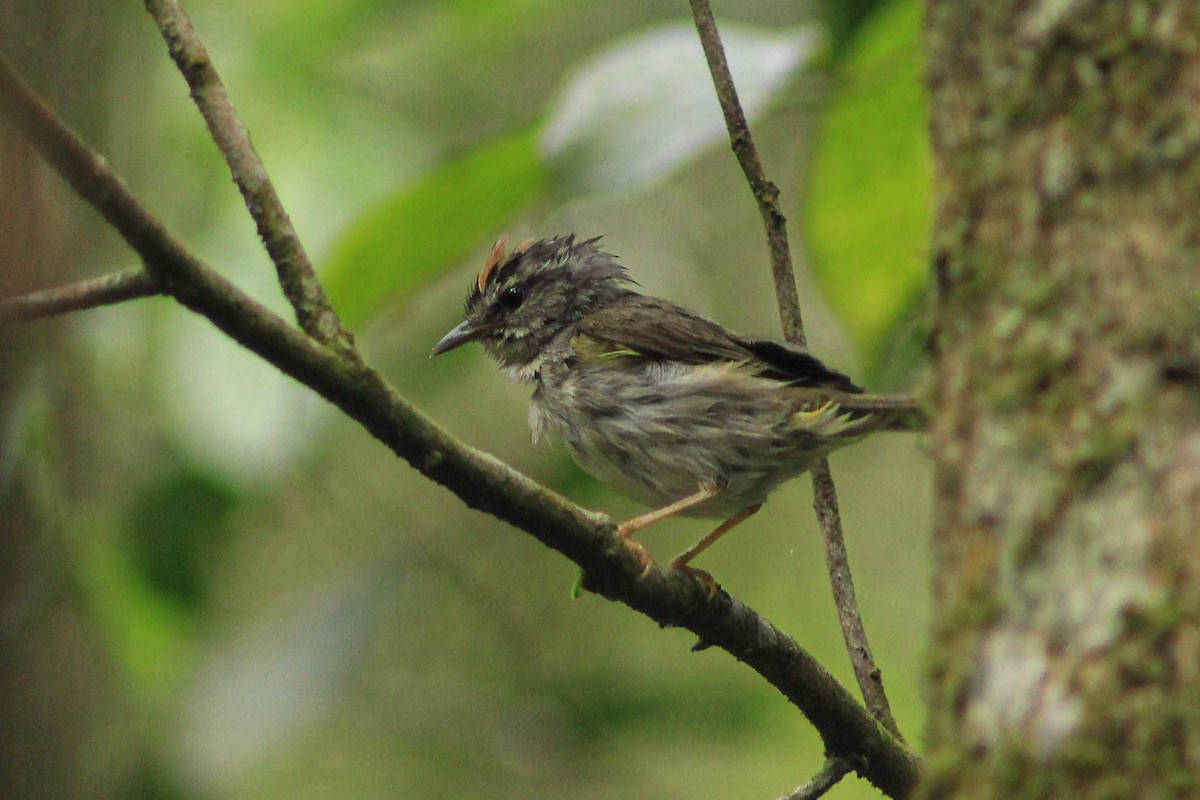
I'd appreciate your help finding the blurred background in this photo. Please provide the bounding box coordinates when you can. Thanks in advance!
[0,0,931,797]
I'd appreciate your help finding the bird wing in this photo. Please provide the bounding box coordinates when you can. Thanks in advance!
[574,298,861,391]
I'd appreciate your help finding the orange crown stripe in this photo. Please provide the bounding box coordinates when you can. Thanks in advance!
[477,237,509,293]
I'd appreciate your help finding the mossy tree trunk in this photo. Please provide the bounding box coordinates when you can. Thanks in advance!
[923,2,1200,796]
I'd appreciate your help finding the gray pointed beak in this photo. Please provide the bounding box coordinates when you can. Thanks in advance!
[431,319,482,357]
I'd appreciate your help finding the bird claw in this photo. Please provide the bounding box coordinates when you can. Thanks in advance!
[669,559,722,599]
[620,534,655,576]
[618,526,719,593]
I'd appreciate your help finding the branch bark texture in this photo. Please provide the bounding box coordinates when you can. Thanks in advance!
[925,2,1200,795]
[0,268,161,320]
[143,0,353,353]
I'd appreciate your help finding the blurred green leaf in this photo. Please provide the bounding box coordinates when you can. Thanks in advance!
[541,22,819,194]
[816,0,890,57]
[125,468,238,610]
[77,521,193,696]
[73,468,237,698]
[323,128,546,326]
[804,0,930,372]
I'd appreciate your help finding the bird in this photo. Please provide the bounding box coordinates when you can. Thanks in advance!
[431,234,923,582]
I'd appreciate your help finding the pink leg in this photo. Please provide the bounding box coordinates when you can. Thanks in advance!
[670,503,761,568]
[617,483,721,538]
[615,484,721,574]
[669,503,762,586]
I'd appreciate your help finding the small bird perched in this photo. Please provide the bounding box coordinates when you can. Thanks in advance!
[432,235,923,580]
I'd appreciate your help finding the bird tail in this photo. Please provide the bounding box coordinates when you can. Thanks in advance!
[790,393,927,441]
[841,394,928,433]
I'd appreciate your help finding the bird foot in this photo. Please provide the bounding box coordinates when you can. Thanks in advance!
[618,528,655,576]
[668,558,721,599]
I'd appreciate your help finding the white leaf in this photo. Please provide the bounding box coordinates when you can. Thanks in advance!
[539,22,820,192]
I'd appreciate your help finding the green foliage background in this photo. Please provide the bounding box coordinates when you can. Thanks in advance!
[2,1,930,798]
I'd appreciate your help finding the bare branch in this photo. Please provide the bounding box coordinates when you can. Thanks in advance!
[0,269,161,320]
[811,460,906,741]
[687,0,907,744]
[0,53,919,799]
[0,54,221,305]
[777,756,854,800]
[142,0,354,355]
[687,0,804,344]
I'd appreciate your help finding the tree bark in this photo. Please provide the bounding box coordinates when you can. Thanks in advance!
[0,4,127,799]
[924,1,1200,796]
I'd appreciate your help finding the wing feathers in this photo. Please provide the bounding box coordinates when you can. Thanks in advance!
[576,299,859,390]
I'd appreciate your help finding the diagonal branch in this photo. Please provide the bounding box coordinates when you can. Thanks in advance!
[0,268,162,320]
[142,0,355,355]
[687,0,906,743]
[0,52,918,799]
[687,0,804,344]
[777,756,854,800]
[811,460,905,739]
[0,54,217,304]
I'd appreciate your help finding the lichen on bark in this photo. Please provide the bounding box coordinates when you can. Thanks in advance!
[924,1,1200,795]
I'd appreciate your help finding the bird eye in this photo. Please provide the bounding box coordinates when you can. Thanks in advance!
[499,286,524,310]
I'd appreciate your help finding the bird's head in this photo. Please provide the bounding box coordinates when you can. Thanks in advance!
[431,234,633,378]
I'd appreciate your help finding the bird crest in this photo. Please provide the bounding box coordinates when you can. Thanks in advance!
[476,237,534,293]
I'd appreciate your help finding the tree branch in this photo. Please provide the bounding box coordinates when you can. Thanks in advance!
[142,0,354,355]
[687,0,804,343]
[777,756,854,800]
[687,0,906,743]
[0,52,919,799]
[811,460,905,740]
[0,269,162,320]
[0,55,215,306]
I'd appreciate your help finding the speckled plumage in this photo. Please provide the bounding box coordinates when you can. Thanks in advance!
[432,235,923,569]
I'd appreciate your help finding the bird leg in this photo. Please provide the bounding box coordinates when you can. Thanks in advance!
[649,503,761,597]
[672,503,763,573]
[616,484,722,573]
[617,483,721,537]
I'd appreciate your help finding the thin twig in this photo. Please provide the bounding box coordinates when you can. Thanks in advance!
[0,55,214,300]
[0,269,162,320]
[687,0,906,743]
[812,460,905,740]
[0,53,919,799]
[687,0,804,343]
[777,756,854,800]
[142,0,355,355]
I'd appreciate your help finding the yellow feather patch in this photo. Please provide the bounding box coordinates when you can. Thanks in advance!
[571,335,641,361]
[793,400,860,438]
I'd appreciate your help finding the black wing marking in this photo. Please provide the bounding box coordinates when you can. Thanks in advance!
[734,337,862,392]
[575,298,862,391]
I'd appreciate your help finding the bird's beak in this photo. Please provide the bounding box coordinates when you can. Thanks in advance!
[430,319,482,357]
